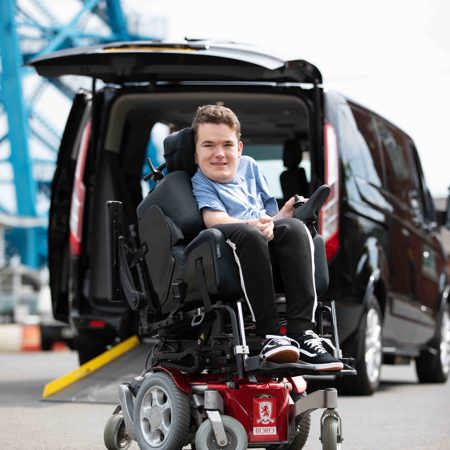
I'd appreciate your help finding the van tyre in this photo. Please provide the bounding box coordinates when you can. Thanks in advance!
[134,372,190,450]
[338,296,382,395]
[194,415,248,450]
[415,303,450,383]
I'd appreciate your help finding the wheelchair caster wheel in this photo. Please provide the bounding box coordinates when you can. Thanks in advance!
[194,415,248,450]
[104,412,131,450]
[320,414,341,450]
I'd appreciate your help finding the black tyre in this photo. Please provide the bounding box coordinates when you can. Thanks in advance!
[104,413,131,450]
[267,410,310,450]
[416,303,450,383]
[194,415,248,450]
[338,296,382,395]
[134,372,190,450]
[321,415,339,450]
[287,412,310,450]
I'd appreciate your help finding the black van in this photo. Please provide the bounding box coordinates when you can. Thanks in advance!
[30,41,450,394]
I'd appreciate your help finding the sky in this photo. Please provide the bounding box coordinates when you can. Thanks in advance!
[124,0,450,198]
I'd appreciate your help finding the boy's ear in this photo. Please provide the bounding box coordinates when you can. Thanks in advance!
[238,140,243,157]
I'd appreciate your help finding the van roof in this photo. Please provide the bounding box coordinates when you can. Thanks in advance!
[28,40,322,84]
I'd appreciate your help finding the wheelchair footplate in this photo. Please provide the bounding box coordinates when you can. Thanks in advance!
[244,355,356,377]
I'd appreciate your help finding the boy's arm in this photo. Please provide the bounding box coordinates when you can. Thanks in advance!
[202,209,253,228]
[203,209,274,241]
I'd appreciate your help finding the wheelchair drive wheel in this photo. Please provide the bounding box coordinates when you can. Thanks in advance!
[194,415,248,450]
[286,412,311,450]
[267,411,311,450]
[133,372,191,450]
[104,411,131,450]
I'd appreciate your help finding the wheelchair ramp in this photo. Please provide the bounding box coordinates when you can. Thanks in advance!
[41,336,151,404]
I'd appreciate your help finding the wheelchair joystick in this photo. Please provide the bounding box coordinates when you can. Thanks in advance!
[293,194,305,208]
[143,157,166,182]
[293,184,330,224]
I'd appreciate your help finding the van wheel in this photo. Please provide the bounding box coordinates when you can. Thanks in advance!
[416,303,450,383]
[338,296,383,395]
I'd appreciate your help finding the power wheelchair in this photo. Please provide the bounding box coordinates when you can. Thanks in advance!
[103,128,355,450]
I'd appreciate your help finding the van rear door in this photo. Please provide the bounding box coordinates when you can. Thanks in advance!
[48,92,91,322]
[28,41,322,84]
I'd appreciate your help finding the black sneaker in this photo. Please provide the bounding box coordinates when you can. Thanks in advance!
[296,330,343,371]
[260,335,300,363]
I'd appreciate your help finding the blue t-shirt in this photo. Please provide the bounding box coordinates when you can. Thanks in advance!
[191,155,279,220]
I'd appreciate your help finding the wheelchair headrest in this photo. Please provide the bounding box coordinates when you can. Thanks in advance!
[163,127,197,176]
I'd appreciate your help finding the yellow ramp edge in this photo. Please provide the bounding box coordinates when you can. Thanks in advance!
[42,335,140,398]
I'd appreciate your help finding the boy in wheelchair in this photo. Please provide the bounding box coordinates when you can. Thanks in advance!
[191,104,342,371]
[104,104,353,450]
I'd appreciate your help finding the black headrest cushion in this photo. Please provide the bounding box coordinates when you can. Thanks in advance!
[163,127,197,175]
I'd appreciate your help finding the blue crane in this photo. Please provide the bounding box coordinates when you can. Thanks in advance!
[0,0,161,268]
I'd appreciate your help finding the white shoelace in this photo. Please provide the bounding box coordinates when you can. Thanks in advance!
[303,331,327,354]
[265,334,300,349]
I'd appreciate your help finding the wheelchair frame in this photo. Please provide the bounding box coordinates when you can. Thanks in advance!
[103,171,355,450]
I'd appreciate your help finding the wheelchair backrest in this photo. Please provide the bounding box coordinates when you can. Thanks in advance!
[137,128,202,242]
[137,170,203,243]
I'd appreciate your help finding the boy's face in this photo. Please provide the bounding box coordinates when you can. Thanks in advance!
[195,123,243,183]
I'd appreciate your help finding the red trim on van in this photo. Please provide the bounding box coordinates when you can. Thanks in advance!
[321,122,340,261]
[69,120,91,256]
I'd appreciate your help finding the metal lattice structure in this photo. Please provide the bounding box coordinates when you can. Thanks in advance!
[0,0,162,268]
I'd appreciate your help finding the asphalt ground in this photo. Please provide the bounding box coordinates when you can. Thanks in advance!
[0,351,449,449]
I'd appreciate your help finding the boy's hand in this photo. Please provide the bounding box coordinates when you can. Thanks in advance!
[255,216,274,241]
[275,196,297,220]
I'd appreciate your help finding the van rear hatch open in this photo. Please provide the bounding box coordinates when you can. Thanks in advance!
[28,41,322,84]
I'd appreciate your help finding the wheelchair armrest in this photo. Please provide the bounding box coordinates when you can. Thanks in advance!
[185,227,224,256]
[184,228,241,300]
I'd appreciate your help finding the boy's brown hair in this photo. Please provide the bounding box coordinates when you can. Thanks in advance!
[191,104,241,140]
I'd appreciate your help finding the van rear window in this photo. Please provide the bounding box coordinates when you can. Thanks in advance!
[244,144,311,199]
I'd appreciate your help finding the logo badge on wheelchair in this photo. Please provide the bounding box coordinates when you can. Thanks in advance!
[253,396,276,436]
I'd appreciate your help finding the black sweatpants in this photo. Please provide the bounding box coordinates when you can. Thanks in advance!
[214,218,317,337]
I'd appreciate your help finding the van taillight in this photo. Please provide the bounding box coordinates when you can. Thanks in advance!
[69,121,91,256]
[88,320,106,329]
[320,122,340,261]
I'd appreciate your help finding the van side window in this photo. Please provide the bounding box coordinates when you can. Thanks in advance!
[349,105,385,185]
[337,104,381,187]
[376,119,420,206]
[409,142,436,223]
